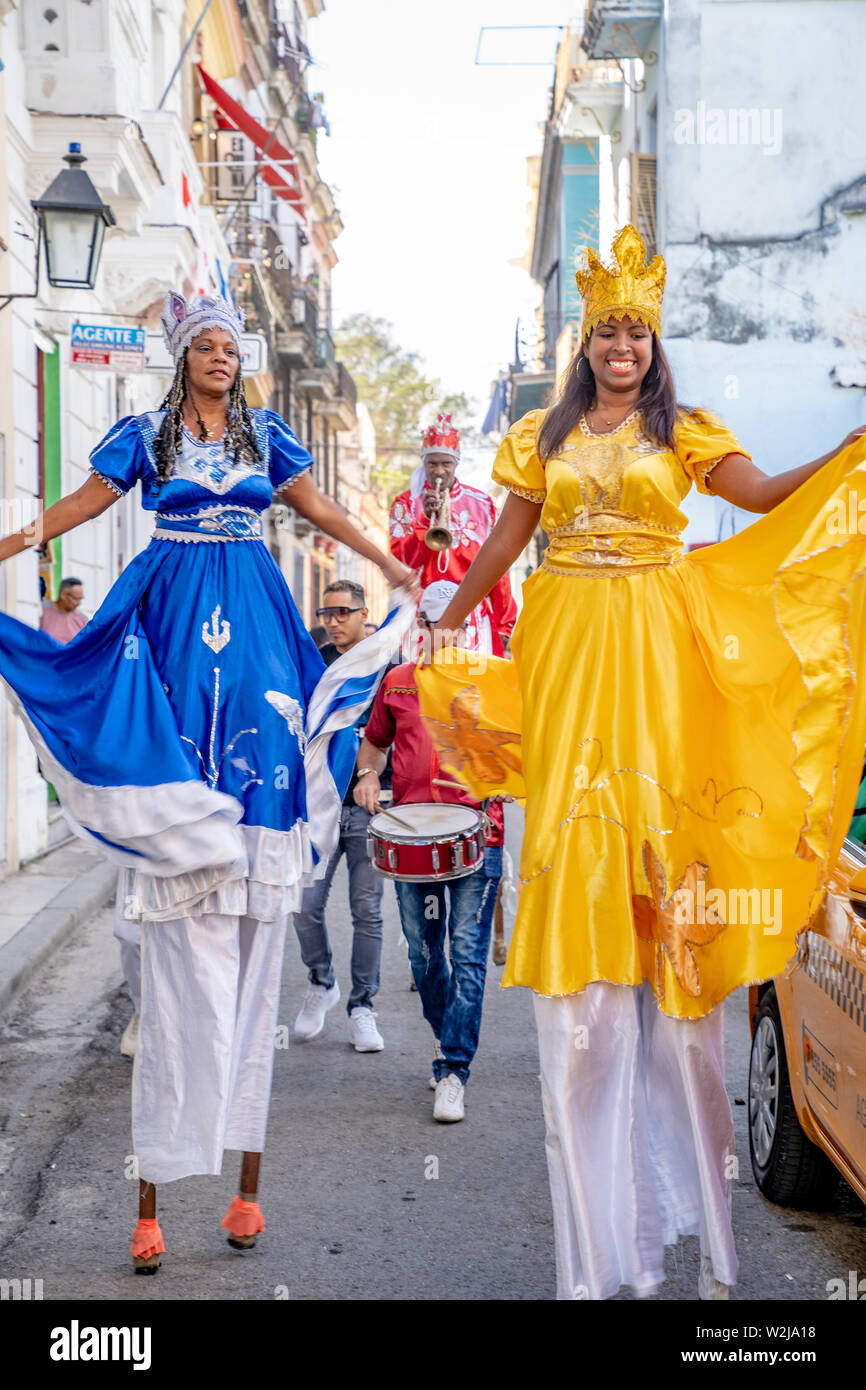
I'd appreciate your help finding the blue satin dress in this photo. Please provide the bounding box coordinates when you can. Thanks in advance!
[0,408,364,923]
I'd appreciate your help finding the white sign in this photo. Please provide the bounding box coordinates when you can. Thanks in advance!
[215,130,257,203]
[144,333,268,376]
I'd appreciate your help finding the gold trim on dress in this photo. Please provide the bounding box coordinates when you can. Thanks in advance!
[495,479,546,504]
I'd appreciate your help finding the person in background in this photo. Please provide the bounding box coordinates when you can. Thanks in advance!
[389,415,517,656]
[354,581,504,1122]
[309,623,328,649]
[40,577,88,643]
[292,579,391,1052]
[364,621,377,637]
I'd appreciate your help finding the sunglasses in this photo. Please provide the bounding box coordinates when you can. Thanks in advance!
[316,605,364,620]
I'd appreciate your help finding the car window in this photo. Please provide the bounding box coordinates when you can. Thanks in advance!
[850,765,866,850]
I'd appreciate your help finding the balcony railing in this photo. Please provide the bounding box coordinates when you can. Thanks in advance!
[316,330,336,369]
[270,21,302,86]
[292,288,318,336]
[337,361,357,412]
[582,0,662,60]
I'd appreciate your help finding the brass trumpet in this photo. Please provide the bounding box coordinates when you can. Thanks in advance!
[424,477,453,551]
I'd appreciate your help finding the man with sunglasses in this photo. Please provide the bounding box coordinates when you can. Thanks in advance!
[292,580,392,1051]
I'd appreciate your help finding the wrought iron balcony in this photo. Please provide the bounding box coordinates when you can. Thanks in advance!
[582,0,661,61]
[337,361,357,414]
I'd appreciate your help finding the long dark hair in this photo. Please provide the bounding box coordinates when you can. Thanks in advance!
[152,349,262,486]
[537,332,690,461]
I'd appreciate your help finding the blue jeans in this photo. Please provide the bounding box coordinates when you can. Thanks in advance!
[395,846,502,1085]
[293,804,384,1014]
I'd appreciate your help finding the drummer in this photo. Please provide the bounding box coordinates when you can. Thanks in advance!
[354,582,504,1123]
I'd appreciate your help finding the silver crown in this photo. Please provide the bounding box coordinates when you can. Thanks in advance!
[160,291,245,365]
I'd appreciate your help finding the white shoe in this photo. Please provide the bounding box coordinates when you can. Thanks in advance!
[348,1006,384,1052]
[293,981,340,1041]
[433,1072,465,1122]
[698,1255,729,1300]
[429,1038,445,1090]
[120,1011,140,1059]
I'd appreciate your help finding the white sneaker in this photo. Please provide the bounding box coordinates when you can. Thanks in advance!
[429,1038,445,1090]
[433,1072,465,1122]
[293,981,340,1041]
[348,1006,384,1052]
[698,1255,729,1300]
[120,1011,140,1059]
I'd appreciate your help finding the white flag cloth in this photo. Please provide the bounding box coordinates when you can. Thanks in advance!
[304,584,416,871]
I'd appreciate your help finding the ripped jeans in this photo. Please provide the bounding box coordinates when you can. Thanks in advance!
[395,847,502,1085]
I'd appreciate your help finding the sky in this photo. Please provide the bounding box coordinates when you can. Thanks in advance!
[311,2,577,432]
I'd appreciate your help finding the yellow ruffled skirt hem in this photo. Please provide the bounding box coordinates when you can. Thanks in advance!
[417,437,866,1019]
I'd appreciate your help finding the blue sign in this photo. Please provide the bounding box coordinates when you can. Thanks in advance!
[71,322,146,372]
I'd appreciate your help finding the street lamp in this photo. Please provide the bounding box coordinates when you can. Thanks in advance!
[32,142,116,289]
[0,142,115,310]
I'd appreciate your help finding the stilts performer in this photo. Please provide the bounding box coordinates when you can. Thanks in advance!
[389,414,517,656]
[415,225,866,1300]
[0,290,416,1272]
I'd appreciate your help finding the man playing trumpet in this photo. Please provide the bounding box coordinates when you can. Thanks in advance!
[389,414,517,656]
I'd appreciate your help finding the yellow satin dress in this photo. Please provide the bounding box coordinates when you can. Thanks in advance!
[416,406,866,1019]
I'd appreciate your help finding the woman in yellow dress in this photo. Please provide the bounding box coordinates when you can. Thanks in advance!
[416,225,866,1300]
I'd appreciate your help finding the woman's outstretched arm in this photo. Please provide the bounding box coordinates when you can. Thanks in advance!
[0,475,120,565]
[280,471,420,596]
[708,423,866,514]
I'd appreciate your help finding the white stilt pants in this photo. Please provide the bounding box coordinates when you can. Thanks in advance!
[133,912,288,1185]
[534,982,738,1301]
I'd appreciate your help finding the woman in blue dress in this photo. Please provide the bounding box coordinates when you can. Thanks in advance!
[0,291,416,1272]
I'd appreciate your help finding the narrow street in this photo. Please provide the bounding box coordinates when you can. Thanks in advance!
[1,809,864,1301]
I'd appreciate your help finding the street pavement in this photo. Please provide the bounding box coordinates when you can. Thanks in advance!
[0,805,864,1301]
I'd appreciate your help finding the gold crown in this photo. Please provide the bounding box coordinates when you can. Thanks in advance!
[575,224,666,339]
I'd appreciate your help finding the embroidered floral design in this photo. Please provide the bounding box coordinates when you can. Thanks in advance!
[426,686,522,784]
[390,499,411,539]
[632,841,727,998]
[265,690,307,753]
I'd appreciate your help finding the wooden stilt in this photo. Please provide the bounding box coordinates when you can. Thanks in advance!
[132,1180,162,1274]
[224,1152,264,1249]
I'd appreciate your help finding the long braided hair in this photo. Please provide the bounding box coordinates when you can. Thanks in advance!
[152,348,262,487]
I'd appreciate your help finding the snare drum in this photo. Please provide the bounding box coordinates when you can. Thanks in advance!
[367,803,485,882]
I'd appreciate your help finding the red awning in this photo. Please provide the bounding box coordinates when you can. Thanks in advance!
[198,65,305,217]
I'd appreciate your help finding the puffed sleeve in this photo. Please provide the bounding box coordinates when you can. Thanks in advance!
[88,416,147,496]
[491,410,547,503]
[674,408,751,496]
[265,410,314,493]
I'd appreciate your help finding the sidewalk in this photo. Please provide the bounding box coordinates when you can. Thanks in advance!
[0,836,117,1016]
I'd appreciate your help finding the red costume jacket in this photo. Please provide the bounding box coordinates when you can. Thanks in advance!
[389,478,517,656]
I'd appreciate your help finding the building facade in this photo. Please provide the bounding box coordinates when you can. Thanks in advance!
[0,0,377,876]
[518,0,866,541]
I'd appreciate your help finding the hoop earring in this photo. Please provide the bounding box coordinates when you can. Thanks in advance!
[576,356,593,385]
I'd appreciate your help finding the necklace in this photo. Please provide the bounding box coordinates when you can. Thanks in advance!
[580,408,639,440]
[186,385,227,441]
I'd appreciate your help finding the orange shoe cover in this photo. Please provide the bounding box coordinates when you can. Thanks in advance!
[131,1218,166,1260]
[221,1195,266,1238]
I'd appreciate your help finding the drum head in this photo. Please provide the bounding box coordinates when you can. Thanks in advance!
[369,802,480,838]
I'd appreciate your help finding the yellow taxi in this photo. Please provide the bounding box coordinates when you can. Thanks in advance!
[748,802,866,1207]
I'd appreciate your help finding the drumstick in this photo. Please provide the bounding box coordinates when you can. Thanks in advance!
[433,777,467,792]
[375,806,420,833]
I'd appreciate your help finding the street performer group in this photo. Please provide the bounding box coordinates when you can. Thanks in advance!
[1,220,866,1300]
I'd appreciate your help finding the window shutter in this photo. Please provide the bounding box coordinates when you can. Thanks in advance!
[630,153,657,257]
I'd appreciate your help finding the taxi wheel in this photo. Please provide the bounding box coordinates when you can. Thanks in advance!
[748,987,840,1208]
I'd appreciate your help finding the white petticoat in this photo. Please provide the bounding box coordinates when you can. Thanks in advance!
[534,982,737,1300]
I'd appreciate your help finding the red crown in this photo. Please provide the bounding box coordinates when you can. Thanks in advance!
[421,413,460,461]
